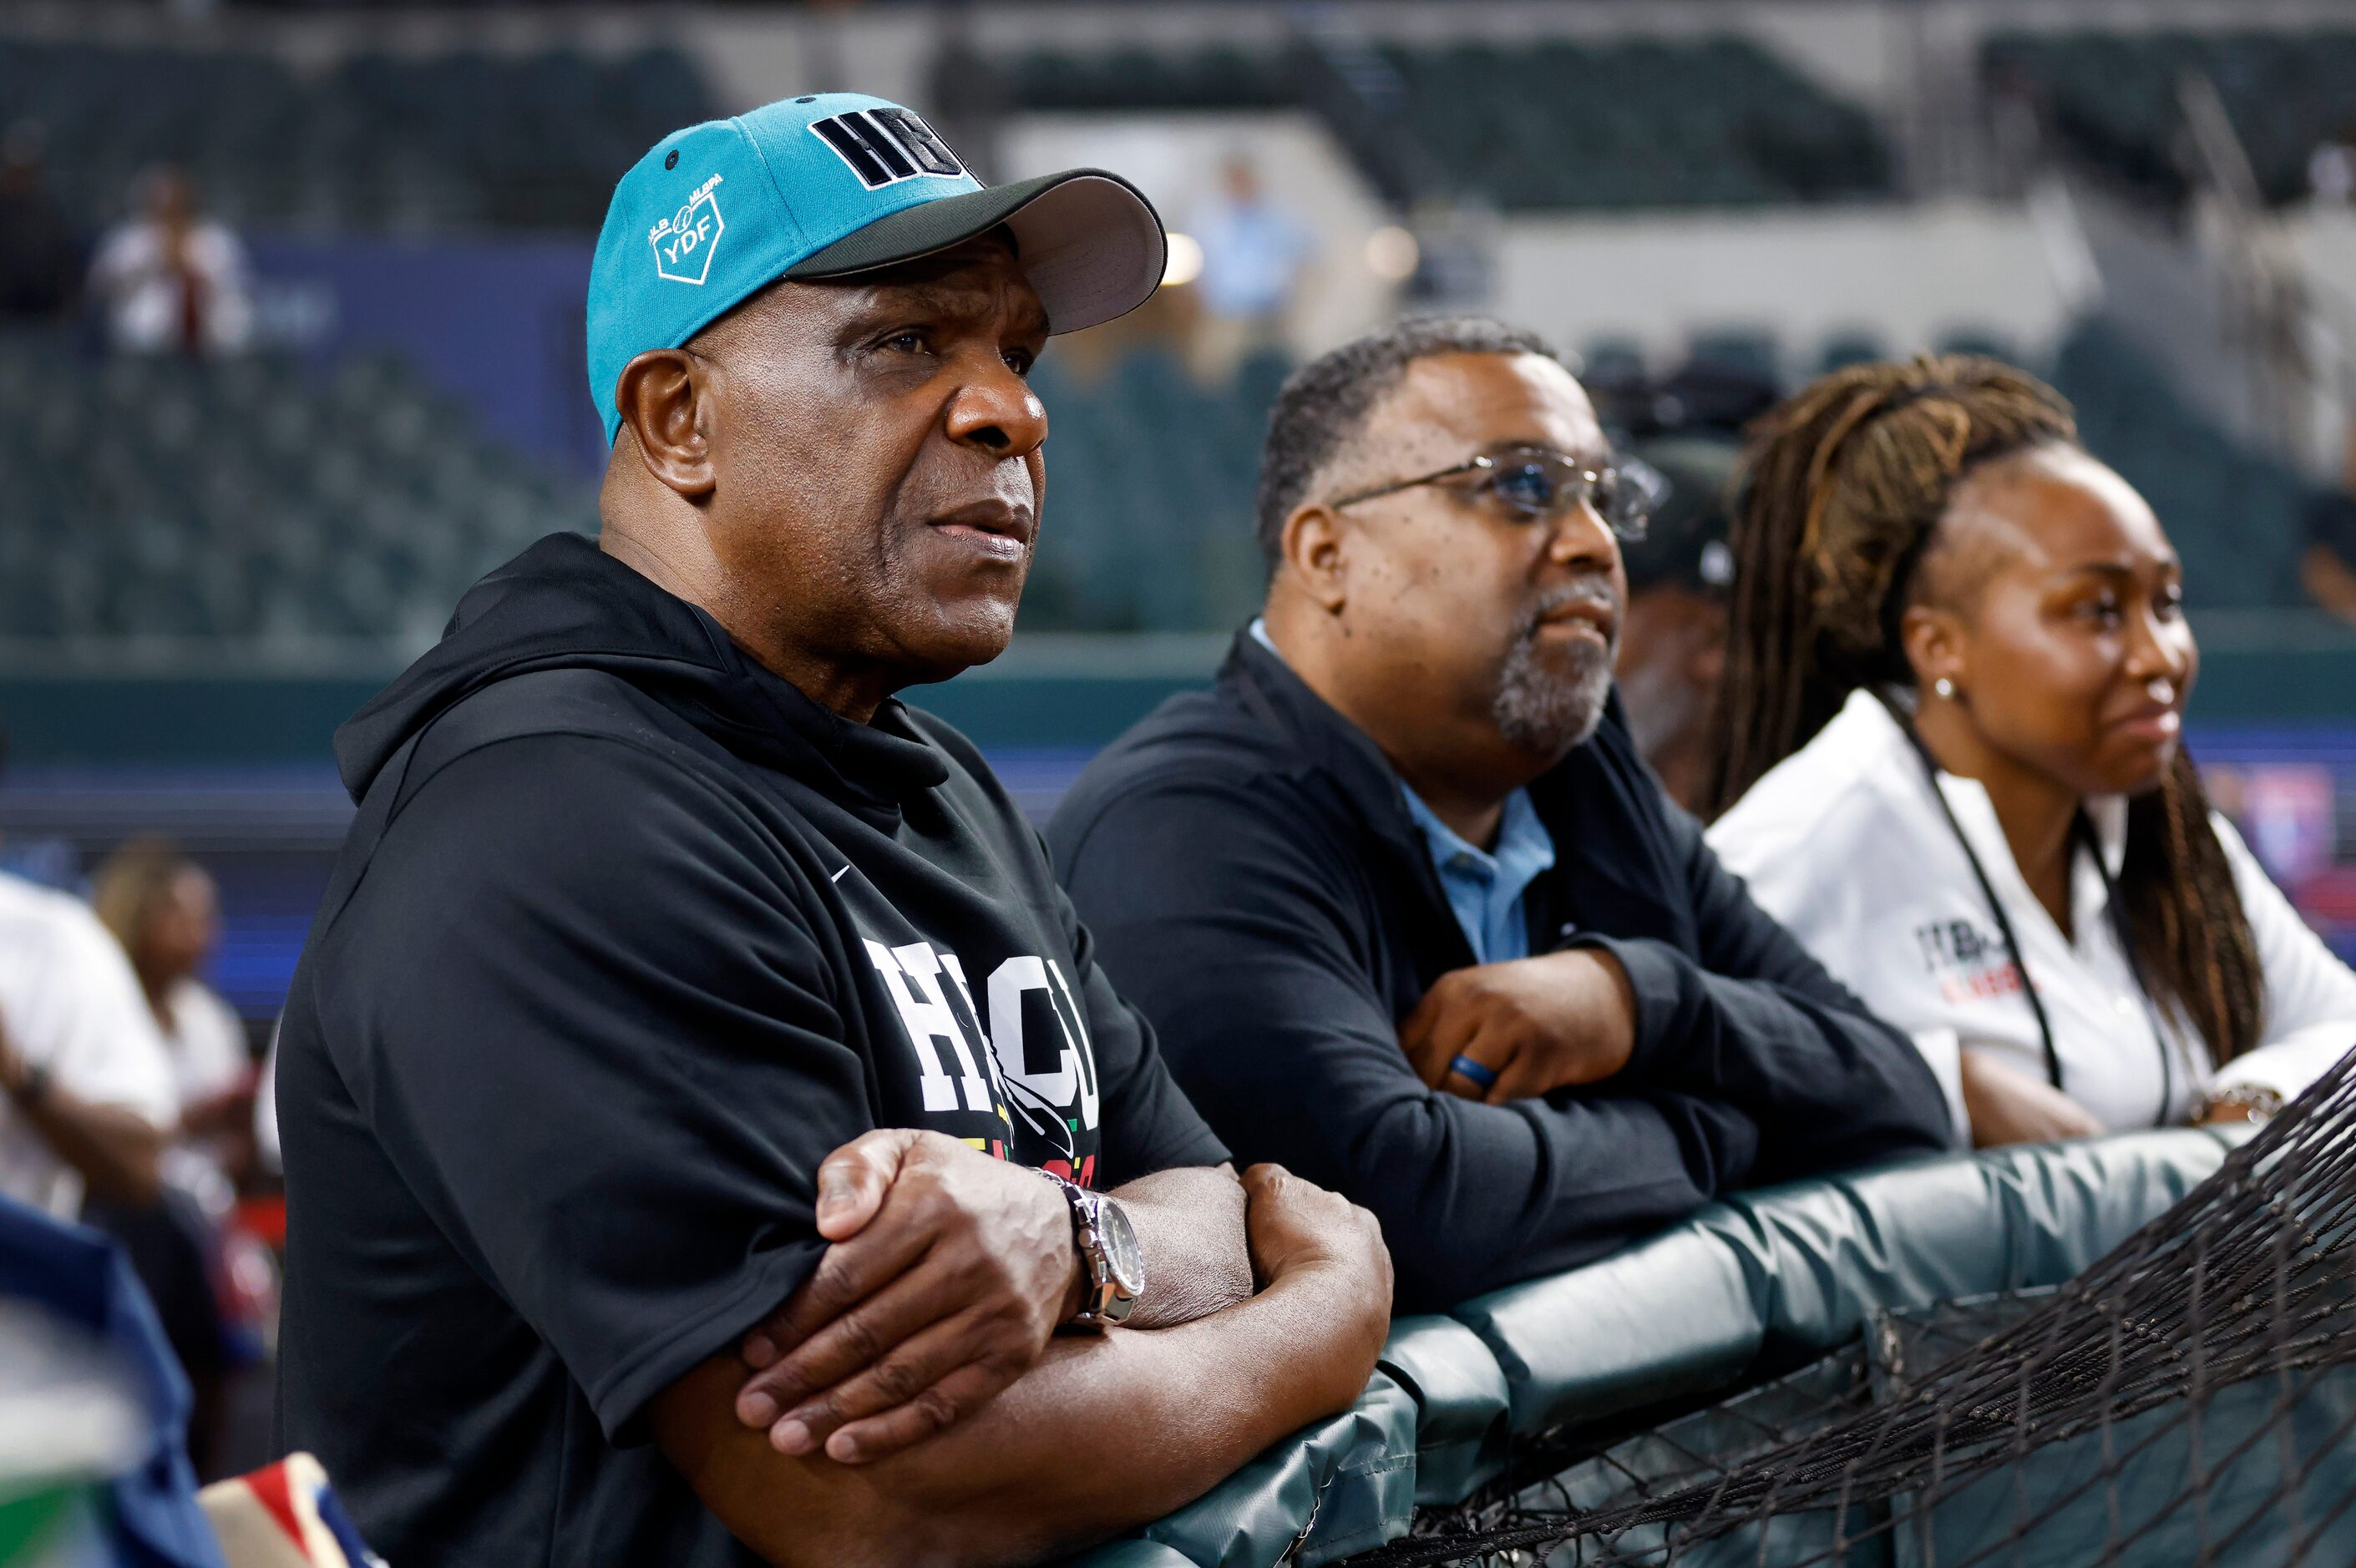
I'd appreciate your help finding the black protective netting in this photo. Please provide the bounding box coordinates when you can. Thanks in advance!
[1350,1044,2356,1567]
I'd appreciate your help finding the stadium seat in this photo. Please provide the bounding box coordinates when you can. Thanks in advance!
[0,333,593,650]
[0,37,712,231]
[1984,27,2356,205]
[996,37,1892,211]
[2049,319,2313,609]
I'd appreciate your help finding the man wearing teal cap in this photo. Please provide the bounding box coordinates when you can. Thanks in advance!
[276,94,1391,1567]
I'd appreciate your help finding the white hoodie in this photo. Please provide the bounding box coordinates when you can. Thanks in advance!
[1708,690,2356,1144]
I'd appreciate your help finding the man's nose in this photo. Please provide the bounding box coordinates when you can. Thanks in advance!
[944,352,1048,459]
[1546,497,1621,574]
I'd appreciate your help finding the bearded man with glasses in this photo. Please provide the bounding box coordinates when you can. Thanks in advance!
[1047,318,1950,1310]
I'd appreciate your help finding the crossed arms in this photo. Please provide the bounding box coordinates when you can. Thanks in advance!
[650,1130,1391,1568]
[1056,776,1951,1310]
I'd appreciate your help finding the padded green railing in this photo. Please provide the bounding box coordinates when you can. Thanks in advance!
[1063,1126,2237,1566]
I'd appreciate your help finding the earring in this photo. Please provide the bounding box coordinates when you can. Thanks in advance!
[1933,677,1957,701]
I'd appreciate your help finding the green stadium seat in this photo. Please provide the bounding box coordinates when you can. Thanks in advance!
[1816,331,1889,374]
[2049,318,2309,610]
[1984,27,2356,205]
[0,38,711,231]
[1001,36,1892,211]
[0,331,596,647]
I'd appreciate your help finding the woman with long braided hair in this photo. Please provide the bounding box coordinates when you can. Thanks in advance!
[1704,355,2356,1146]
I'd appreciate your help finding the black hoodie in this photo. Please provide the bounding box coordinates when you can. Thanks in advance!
[275,534,1224,1567]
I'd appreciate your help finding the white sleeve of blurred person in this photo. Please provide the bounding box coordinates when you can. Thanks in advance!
[253,1024,280,1177]
[163,975,250,1110]
[0,873,177,1217]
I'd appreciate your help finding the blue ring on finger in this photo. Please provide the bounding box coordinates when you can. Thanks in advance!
[1449,1055,1499,1090]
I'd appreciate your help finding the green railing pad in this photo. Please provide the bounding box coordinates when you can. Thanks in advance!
[1452,1222,1762,1439]
[1376,1314,1510,1505]
[1449,1131,2232,1444]
[1089,1371,1417,1567]
[1054,1540,1201,1568]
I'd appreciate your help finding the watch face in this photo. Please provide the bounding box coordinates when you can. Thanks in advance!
[1098,1196,1146,1298]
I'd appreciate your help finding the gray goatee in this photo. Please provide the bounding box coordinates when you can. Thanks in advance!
[1492,582,1619,755]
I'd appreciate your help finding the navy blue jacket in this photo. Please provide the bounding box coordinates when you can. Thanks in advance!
[1047,632,1951,1311]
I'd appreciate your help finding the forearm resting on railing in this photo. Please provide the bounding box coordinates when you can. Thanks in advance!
[652,1253,1386,1568]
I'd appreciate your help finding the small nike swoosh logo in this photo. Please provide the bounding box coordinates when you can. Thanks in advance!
[830,865,852,883]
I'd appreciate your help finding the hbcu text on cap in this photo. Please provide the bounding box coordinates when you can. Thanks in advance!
[808,108,965,190]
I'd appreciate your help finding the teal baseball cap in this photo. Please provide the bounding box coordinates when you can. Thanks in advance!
[588,92,1165,443]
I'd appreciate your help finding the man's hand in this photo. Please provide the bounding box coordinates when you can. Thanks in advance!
[1958,1050,2105,1147]
[733,1130,1079,1467]
[1399,948,1638,1104]
[1239,1164,1392,1384]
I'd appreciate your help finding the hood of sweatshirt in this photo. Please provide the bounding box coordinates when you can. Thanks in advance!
[333,533,950,824]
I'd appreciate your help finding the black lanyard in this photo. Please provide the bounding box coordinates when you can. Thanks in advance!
[1877,691,2174,1126]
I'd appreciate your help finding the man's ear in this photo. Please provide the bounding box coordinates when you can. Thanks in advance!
[1279,502,1350,613]
[613,348,717,500]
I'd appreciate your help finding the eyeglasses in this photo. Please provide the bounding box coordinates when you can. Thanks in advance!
[1330,446,1664,540]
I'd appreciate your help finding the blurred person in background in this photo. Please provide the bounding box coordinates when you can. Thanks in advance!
[1705,356,2356,1150]
[1614,437,1738,812]
[89,838,260,1478]
[1186,155,1310,383]
[94,838,256,1189]
[89,164,253,357]
[0,121,82,323]
[2308,119,2356,205]
[0,862,170,1220]
[1051,317,1949,1313]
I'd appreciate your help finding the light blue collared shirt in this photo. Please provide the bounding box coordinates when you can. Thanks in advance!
[1400,783,1556,964]
[1249,618,1557,963]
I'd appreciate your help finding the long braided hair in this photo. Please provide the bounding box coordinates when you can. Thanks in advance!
[1701,354,2265,1065]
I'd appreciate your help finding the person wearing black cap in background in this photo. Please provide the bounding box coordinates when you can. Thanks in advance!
[1614,436,1739,813]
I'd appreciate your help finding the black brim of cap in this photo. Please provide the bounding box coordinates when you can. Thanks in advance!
[786,169,1167,336]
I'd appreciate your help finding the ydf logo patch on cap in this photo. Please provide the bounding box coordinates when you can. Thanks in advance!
[649,173,726,285]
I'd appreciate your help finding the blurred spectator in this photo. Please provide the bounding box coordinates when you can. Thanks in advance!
[2308,120,2356,205]
[89,166,253,357]
[1614,437,1739,813]
[91,839,261,1479]
[1187,156,1310,382]
[0,865,172,1220]
[0,121,82,323]
[94,840,255,1191]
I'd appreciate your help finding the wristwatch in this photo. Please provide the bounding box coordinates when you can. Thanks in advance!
[2193,1083,2285,1124]
[1043,1171,1144,1328]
